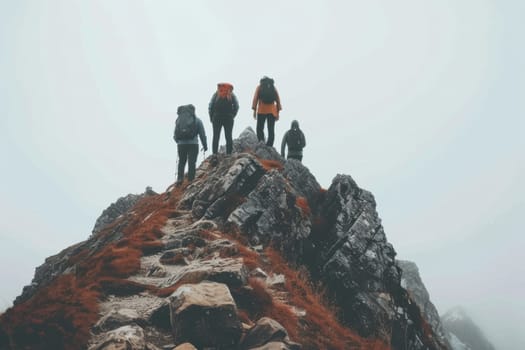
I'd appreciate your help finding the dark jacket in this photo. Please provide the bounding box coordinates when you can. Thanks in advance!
[281,120,306,157]
[208,92,239,121]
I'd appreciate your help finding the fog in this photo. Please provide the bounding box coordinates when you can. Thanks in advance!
[1,1,523,348]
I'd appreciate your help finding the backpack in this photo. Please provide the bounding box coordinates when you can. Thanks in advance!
[287,128,305,151]
[214,83,234,115]
[174,104,198,140]
[258,77,277,104]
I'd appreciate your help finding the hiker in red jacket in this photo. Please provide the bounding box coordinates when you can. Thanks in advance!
[208,83,239,155]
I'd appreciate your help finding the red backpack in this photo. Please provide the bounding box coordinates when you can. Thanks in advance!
[214,83,234,114]
[217,83,233,99]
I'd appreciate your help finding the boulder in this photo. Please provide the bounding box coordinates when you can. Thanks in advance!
[240,317,297,349]
[172,344,197,350]
[169,282,242,348]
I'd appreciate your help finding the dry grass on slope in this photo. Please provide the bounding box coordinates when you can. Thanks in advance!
[263,247,390,350]
[0,185,185,350]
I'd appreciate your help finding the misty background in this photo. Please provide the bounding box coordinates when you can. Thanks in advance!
[1,1,523,348]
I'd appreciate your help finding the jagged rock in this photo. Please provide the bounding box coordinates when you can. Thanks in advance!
[180,152,266,219]
[240,317,300,349]
[231,127,282,161]
[282,159,321,207]
[169,282,242,348]
[398,260,450,347]
[92,191,148,235]
[305,174,446,349]
[88,325,146,350]
[309,175,399,332]
[227,170,312,259]
[93,308,141,333]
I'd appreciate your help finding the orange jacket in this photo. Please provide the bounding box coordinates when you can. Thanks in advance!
[251,85,282,118]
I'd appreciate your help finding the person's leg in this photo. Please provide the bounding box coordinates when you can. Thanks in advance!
[223,118,234,154]
[266,114,275,147]
[212,119,222,154]
[177,144,189,183]
[256,114,266,142]
[187,144,199,181]
[287,154,302,162]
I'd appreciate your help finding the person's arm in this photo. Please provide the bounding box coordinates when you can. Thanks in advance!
[173,124,178,143]
[197,118,207,151]
[281,131,288,158]
[208,92,217,121]
[301,130,306,148]
[251,85,260,118]
[275,87,282,112]
[232,93,239,117]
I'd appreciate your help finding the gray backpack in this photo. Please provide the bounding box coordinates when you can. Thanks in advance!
[174,104,197,141]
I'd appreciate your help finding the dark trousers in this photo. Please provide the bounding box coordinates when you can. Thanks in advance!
[257,114,276,147]
[212,118,234,154]
[287,154,303,162]
[177,144,199,182]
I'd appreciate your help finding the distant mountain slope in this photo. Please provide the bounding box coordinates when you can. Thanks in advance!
[442,307,496,350]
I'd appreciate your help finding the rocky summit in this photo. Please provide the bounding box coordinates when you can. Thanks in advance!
[0,129,449,350]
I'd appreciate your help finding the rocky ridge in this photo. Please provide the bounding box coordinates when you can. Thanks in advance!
[0,129,448,350]
[441,307,495,350]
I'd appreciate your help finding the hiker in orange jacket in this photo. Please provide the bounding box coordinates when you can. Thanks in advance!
[252,76,282,147]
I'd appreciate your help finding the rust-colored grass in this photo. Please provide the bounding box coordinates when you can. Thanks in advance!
[259,159,284,171]
[198,229,222,241]
[264,247,390,350]
[0,185,185,350]
[0,275,100,350]
[295,196,311,217]
[236,278,299,341]
[236,244,260,270]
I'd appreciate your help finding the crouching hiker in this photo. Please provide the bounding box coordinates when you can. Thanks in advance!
[173,104,207,185]
[281,120,306,162]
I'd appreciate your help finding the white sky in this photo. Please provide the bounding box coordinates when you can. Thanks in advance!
[1,1,523,348]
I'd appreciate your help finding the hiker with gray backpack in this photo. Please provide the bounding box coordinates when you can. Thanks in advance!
[281,120,306,162]
[252,76,282,147]
[173,104,207,186]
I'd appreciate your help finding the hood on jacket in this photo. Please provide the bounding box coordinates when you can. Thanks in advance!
[177,104,195,115]
[291,120,300,130]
